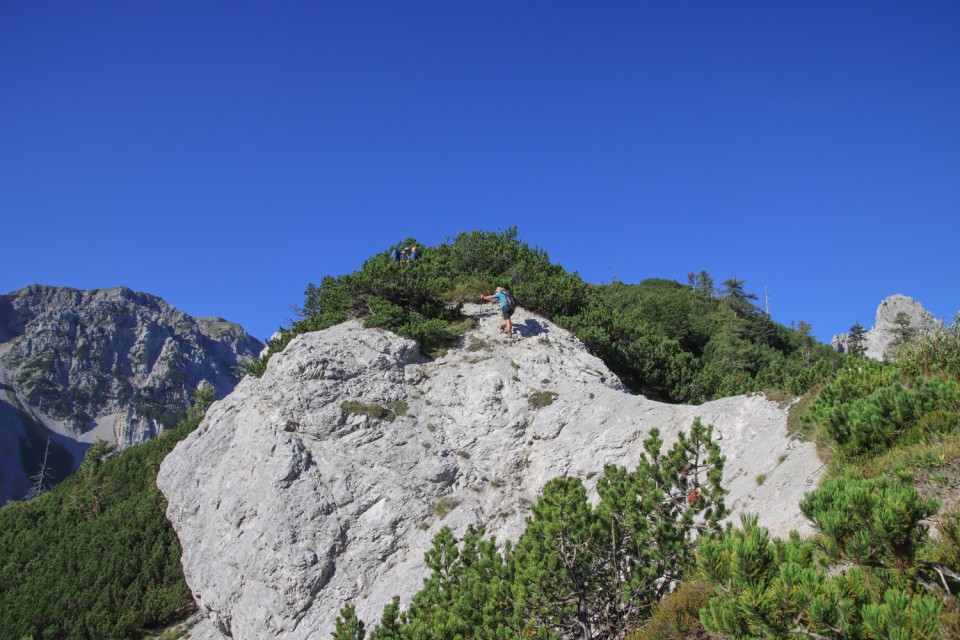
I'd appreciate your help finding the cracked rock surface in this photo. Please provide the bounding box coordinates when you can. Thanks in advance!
[158,304,824,639]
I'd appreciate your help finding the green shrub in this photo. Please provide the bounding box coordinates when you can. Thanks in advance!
[439,279,495,303]
[466,336,487,352]
[257,229,839,402]
[806,361,960,460]
[433,496,462,518]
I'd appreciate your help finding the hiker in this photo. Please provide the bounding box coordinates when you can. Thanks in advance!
[481,287,516,335]
[408,246,419,262]
[392,247,403,263]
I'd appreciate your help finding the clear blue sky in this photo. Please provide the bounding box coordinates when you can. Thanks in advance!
[2,2,958,344]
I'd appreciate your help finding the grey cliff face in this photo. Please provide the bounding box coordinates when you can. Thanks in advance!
[158,304,824,640]
[831,294,940,360]
[0,284,263,505]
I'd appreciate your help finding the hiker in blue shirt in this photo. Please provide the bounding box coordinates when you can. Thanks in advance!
[481,287,516,335]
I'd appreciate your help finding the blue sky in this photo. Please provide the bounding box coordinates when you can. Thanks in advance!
[2,2,958,344]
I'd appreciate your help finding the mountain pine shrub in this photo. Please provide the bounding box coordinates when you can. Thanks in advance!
[698,472,953,639]
[255,228,839,404]
[805,360,960,462]
[335,419,726,639]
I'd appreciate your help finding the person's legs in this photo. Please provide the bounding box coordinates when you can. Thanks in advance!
[502,309,513,334]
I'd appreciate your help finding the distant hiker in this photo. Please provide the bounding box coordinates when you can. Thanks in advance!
[481,287,516,335]
[401,247,412,264]
[392,248,403,263]
[409,246,419,262]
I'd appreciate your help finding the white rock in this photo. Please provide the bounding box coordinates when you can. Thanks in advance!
[159,304,824,639]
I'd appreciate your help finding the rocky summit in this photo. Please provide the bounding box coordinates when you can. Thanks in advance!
[831,294,941,360]
[158,303,824,639]
[0,284,263,506]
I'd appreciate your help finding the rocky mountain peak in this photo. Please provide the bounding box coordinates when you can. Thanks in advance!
[158,304,824,639]
[831,294,941,360]
[0,284,263,506]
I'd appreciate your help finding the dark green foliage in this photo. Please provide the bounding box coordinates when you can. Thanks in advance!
[761,311,960,636]
[559,279,839,402]
[800,473,939,580]
[805,360,960,460]
[698,473,954,639]
[332,604,366,640]
[0,386,214,640]
[252,230,838,403]
[891,311,916,349]
[341,420,726,640]
[849,322,868,359]
[517,419,724,636]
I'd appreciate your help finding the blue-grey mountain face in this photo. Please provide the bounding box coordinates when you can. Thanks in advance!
[0,284,263,506]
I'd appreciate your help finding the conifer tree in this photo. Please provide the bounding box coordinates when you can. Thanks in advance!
[332,604,365,640]
[695,270,714,296]
[849,322,868,358]
[355,420,726,640]
[718,277,760,317]
[891,311,915,349]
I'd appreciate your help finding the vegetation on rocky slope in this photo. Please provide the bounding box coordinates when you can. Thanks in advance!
[250,228,841,404]
[0,387,213,640]
[326,273,960,638]
[2,230,957,639]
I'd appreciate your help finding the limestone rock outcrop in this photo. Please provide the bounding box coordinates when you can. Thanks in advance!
[831,294,940,360]
[159,304,824,639]
[0,284,263,505]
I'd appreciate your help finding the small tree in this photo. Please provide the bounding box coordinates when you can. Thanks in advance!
[891,311,915,350]
[359,420,726,640]
[332,604,365,640]
[718,277,760,317]
[695,270,714,297]
[849,322,868,359]
[511,419,726,638]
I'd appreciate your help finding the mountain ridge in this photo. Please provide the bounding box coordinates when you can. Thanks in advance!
[0,284,263,506]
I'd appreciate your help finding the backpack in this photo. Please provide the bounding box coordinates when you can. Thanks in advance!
[502,291,516,312]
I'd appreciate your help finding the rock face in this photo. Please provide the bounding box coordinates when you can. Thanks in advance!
[0,285,263,505]
[159,304,824,640]
[831,294,940,360]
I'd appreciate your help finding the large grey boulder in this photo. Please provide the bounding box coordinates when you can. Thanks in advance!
[831,294,940,360]
[0,284,263,505]
[159,304,824,639]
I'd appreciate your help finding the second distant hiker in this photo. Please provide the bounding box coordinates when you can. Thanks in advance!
[481,287,516,335]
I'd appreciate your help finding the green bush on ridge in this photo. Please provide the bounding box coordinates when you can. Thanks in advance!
[252,228,840,404]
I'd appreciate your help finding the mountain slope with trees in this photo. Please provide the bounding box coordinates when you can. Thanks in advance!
[1,230,956,639]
